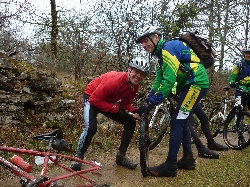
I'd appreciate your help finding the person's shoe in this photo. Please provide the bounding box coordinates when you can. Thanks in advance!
[198,147,219,159]
[116,154,137,169]
[70,160,82,171]
[70,154,83,171]
[207,142,229,151]
[147,157,177,177]
[177,152,196,170]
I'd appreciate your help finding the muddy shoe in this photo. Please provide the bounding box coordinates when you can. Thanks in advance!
[198,147,219,159]
[207,142,228,151]
[70,154,83,171]
[147,157,177,177]
[177,152,196,170]
[116,155,137,169]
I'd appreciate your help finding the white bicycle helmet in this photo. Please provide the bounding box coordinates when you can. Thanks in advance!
[242,46,250,53]
[129,57,150,74]
[136,26,162,43]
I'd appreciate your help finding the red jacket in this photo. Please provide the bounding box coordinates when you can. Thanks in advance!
[84,71,139,113]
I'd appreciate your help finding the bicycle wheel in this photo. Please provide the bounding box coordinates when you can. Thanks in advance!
[139,112,150,177]
[148,105,170,150]
[209,107,223,137]
[139,108,170,177]
[223,111,250,150]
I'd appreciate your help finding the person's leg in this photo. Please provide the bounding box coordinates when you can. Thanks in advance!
[104,111,137,169]
[193,103,228,151]
[176,115,198,169]
[71,95,99,171]
[147,85,207,177]
[187,114,219,159]
[174,85,208,157]
[236,93,249,145]
[231,91,248,145]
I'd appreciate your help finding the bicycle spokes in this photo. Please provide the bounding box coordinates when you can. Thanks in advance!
[223,111,250,150]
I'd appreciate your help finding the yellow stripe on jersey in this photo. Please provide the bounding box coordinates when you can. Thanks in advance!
[162,49,180,76]
[190,62,199,72]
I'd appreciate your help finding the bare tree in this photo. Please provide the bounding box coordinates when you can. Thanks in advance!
[50,0,58,60]
[0,0,32,55]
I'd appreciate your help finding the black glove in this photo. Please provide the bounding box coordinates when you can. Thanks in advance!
[137,100,154,115]
[172,94,180,102]
[230,82,238,88]
[131,109,139,114]
[117,106,127,116]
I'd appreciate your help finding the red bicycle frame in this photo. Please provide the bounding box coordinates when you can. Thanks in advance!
[0,129,103,187]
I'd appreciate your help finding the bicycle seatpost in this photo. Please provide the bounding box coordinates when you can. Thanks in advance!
[223,86,230,97]
[223,86,231,115]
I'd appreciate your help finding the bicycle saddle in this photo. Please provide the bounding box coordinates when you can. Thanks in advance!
[33,129,63,140]
[223,86,230,91]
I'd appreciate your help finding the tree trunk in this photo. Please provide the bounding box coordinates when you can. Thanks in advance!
[50,0,58,60]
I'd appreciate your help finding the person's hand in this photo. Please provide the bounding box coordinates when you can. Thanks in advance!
[137,100,154,115]
[230,82,238,88]
[129,112,141,120]
[130,110,141,120]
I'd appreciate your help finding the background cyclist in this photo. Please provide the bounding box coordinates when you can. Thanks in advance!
[70,57,149,171]
[229,46,250,145]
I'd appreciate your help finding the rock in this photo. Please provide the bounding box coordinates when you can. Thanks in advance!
[0,56,75,126]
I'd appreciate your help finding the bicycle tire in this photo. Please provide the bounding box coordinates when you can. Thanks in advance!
[223,111,250,150]
[148,105,170,150]
[139,112,150,177]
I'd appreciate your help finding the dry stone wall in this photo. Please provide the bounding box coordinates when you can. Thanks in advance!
[0,51,75,127]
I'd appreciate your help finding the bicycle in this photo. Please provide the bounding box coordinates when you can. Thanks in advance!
[0,128,110,187]
[208,86,236,137]
[137,98,171,177]
[223,86,250,150]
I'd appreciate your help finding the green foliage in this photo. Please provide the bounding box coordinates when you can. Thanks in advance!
[25,119,39,127]
[8,58,36,76]
[45,120,63,129]
[157,2,200,39]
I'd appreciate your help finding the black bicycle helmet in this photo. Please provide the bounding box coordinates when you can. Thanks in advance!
[129,57,150,74]
[136,26,162,43]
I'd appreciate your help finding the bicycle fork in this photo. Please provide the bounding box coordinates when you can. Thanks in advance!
[148,103,163,128]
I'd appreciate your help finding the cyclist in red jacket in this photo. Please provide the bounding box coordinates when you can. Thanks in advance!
[70,57,150,171]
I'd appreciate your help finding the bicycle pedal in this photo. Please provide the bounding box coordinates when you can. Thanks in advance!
[20,177,28,185]
[50,182,59,187]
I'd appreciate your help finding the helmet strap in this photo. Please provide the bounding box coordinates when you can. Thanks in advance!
[127,67,132,83]
[148,35,158,53]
